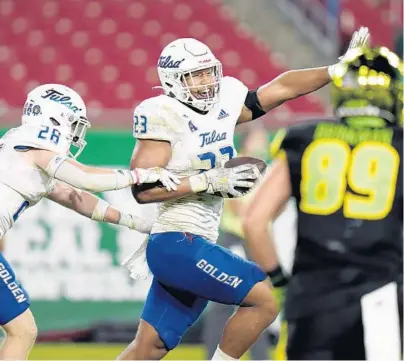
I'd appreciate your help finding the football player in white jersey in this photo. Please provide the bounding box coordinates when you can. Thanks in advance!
[0,84,179,360]
[119,28,370,360]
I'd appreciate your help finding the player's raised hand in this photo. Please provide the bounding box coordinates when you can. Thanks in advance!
[133,167,181,191]
[339,26,370,62]
[328,27,370,80]
[204,164,259,197]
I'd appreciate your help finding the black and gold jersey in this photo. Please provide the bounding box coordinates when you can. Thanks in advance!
[271,120,403,320]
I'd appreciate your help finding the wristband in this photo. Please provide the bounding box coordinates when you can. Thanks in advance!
[91,198,110,222]
[189,174,208,193]
[267,266,289,288]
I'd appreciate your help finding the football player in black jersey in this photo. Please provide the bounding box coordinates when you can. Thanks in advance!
[243,46,403,360]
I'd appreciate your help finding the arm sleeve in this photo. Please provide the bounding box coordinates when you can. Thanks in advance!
[45,155,134,192]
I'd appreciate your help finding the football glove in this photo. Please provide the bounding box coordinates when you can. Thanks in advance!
[118,213,155,234]
[329,26,370,78]
[133,167,181,191]
[190,164,259,198]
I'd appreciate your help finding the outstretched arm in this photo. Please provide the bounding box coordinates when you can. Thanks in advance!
[237,27,370,124]
[46,182,153,233]
[237,66,331,125]
[30,148,179,193]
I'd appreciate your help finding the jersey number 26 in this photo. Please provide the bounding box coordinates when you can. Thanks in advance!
[38,125,61,145]
[300,140,399,220]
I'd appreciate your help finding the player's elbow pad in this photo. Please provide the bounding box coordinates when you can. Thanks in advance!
[46,156,133,192]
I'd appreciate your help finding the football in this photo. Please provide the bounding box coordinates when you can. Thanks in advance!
[214,156,267,198]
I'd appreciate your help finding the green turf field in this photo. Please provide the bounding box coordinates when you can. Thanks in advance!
[29,343,272,360]
[29,344,205,360]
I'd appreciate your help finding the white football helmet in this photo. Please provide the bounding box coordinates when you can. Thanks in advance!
[157,38,223,111]
[22,84,90,158]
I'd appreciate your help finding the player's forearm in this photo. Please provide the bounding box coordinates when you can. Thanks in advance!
[278,67,331,98]
[89,196,121,224]
[72,192,100,218]
[133,177,195,203]
[47,184,120,222]
[35,151,136,192]
[47,158,136,192]
[64,190,134,226]
[243,220,279,273]
[258,67,331,112]
[71,192,153,233]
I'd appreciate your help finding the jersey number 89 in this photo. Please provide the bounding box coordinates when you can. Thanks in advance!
[300,140,400,220]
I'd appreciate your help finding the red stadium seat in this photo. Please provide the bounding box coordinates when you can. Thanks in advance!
[340,0,402,49]
[0,0,325,125]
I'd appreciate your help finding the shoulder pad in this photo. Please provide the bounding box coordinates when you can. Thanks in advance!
[220,77,249,119]
[6,124,68,154]
[221,76,248,91]
[221,76,248,98]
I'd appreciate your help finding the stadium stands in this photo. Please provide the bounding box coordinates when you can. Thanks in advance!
[340,0,403,49]
[0,0,325,125]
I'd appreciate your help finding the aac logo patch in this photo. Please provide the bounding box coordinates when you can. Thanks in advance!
[23,102,41,117]
[188,121,198,132]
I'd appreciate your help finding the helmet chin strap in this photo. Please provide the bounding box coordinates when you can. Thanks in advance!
[185,94,213,111]
[180,100,209,115]
[183,83,218,111]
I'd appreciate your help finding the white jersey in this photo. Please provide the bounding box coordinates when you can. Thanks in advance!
[133,76,248,241]
[0,124,69,237]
